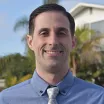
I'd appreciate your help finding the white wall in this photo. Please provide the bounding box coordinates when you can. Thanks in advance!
[0,79,5,87]
[74,8,90,27]
[74,7,104,28]
[92,8,104,22]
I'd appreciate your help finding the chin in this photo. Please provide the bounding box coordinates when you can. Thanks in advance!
[46,65,60,73]
[46,62,61,69]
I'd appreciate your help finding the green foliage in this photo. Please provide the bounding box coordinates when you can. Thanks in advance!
[18,74,32,83]
[0,53,35,88]
[5,73,17,87]
[77,62,104,86]
[70,27,104,86]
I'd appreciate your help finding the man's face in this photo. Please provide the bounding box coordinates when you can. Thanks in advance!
[27,11,74,70]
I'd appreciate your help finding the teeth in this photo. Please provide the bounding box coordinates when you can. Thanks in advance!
[47,51,60,54]
[44,50,63,54]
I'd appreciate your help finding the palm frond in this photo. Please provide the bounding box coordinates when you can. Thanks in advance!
[14,16,29,32]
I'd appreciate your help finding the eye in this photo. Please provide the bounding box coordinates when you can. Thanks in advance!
[57,31,67,36]
[40,31,49,37]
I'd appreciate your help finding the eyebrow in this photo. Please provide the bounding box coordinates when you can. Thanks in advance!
[56,27,69,32]
[38,27,69,33]
[38,28,49,33]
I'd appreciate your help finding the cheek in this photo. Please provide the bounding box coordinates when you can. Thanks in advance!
[31,39,38,52]
[65,41,73,52]
[62,38,72,47]
[32,39,43,52]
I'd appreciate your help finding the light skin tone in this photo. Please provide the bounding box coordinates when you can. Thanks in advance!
[27,11,75,85]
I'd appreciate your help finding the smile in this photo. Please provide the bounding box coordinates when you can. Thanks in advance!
[43,50,63,56]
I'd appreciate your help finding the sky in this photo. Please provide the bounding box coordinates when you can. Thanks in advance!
[0,0,104,57]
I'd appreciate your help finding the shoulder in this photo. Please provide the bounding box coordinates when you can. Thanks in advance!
[74,77,103,88]
[0,79,32,101]
[73,77,104,94]
[2,79,31,93]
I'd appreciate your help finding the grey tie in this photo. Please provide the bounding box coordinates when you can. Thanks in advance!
[47,87,59,104]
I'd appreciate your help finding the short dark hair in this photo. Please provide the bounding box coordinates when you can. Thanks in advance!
[29,3,75,36]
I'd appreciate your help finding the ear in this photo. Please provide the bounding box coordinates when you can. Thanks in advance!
[26,35,34,51]
[72,36,76,48]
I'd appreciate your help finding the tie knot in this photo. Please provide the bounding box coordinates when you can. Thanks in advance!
[47,87,59,99]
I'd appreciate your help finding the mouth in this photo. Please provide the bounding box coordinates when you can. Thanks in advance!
[43,50,63,56]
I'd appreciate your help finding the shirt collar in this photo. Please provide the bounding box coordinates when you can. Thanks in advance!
[30,71,49,96]
[57,71,74,95]
[30,70,74,96]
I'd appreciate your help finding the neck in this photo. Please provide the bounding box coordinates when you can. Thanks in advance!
[36,65,69,85]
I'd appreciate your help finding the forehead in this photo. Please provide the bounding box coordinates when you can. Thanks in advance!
[34,11,70,30]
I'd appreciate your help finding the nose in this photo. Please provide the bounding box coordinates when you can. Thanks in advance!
[48,32,59,46]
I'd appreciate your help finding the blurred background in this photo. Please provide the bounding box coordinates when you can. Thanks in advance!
[0,0,104,91]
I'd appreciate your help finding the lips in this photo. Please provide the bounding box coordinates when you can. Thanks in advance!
[43,50,63,56]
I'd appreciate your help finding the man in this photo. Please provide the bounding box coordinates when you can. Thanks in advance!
[0,4,104,104]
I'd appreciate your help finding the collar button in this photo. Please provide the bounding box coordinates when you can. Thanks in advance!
[62,90,66,93]
[40,90,43,93]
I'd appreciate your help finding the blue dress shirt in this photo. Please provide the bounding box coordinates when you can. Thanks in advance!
[0,71,104,104]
